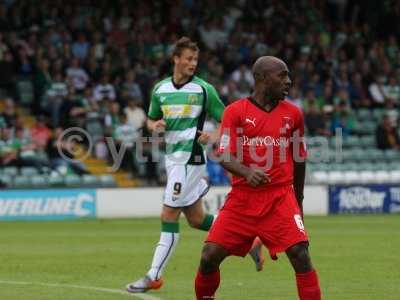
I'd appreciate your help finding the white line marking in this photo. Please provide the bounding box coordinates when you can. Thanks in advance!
[0,280,162,300]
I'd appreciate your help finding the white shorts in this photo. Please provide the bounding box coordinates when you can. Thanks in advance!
[164,164,209,208]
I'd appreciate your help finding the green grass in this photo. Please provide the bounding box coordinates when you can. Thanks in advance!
[0,215,399,299]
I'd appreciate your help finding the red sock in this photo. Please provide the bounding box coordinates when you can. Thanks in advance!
[295,269,321,300]
[195,269,220,300]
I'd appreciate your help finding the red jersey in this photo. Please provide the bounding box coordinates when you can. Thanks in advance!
[218,97,307,189]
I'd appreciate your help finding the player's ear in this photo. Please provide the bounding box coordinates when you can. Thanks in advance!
[254,72,264,82]
[173,54,179,65]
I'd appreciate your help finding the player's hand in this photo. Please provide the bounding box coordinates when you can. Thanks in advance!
[197,130,211,145]
[245,168,271,187]
[153,119,167,132]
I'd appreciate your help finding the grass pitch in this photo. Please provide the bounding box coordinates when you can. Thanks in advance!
[0,215,399,300]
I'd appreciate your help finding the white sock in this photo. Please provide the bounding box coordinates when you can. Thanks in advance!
[147,232,180,280]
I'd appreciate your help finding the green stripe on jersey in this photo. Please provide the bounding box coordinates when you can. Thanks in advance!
[165,140,194,154]
[158,92,203,106]
[165,118,198,131]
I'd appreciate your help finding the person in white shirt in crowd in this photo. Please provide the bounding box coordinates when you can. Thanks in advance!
[66,58,89,93]
[93,74,116,101]
[124,97,146,130]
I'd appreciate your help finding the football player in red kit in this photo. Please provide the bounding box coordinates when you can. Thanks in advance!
[195,56,322,300]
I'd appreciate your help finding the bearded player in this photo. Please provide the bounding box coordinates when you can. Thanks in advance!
[195,56,322,299]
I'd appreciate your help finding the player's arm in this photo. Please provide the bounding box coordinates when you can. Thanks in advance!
[216,106,269,187]
[147,119,166,132]
[205,83,225,123]
[147,85,166,132]
[292,110,307,215]
[197,83,225,144]
[293,161,305,214]
[220,154,268,187]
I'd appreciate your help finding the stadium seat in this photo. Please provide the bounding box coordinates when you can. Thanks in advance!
[17,80,34,106]
[384,149,400,162]
[356,108,372,122]
[372,109,385,121]
[359,171,375,183]
[3,166,18,177]
[343,171,360,184]
[389,170,400,183]
[342,136,361,148]
[31,175,48,188]
[389,162,400,171]
[331,163,348,171]
[0,175,12,187]
[20,167,39,176]
[82,175,99,187]
[312,163,331,172]
[327,171,345,184]
[311,171,329,184]
[64,174,81,187]
[358,162,375,171]
[357,121,377,135]
[375,171,391,183]
[99,175,116,187]
[374,162,390,171]
[360,135,376,148]
[13,176,31,188]
[364,149,385,161]
[345,162,362,171]
[48,174,65,187]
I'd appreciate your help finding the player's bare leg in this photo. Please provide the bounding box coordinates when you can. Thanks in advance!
[195,242,229,300]
[286,242,322,300]
[126,205,181,293]
[183,197,213,230]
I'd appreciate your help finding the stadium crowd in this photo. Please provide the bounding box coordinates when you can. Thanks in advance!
[0,0,399,186]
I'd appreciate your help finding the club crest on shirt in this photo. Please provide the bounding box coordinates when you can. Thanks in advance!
[282,116,293,130]
[188,94,199,104]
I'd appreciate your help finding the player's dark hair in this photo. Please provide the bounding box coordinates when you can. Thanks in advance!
[172,37,199,57]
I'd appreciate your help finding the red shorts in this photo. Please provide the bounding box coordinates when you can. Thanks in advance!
[206,185,308,258]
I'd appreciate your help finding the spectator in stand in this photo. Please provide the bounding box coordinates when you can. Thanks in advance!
[33,58,52,112]
[305,103,331,137]
[0,0,399,186]
[369,76,387,107]
[1,98,17,127]
[376,115,400,150]
[120,70,143,103]
[124,97,146,130]
[113,113,140,175]
[59,89,88,128]
[30,115,52,150]
[330,101,356,137]
[349,73,370,107]
[384,98,399,128]
[66,58,89,93]
[46,127,89,175]
[93,74,116,102]
[72,33,90,61]
[384,77,400,105]
[0,51,16,98]
[302,90,324,113]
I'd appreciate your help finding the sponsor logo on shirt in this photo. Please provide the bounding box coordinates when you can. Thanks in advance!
[245,117,256,127]
[242,135,289,147]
